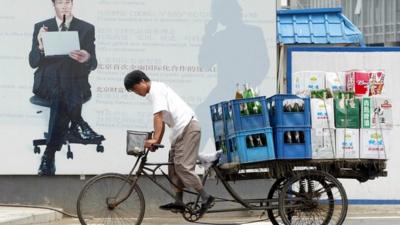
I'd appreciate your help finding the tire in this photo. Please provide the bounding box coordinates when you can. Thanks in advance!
[278,170,348,225]
[267,178,286,225]
[77,173,145,225]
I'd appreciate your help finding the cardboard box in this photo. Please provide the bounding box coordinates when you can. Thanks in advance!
[303,71,326,91]
[311,98,335,128]
[345,70,369,97]
[360,97,393,129]
[292,71,305,95]
[360,129,389,159]
[312,128,335,159]
[325,72,345,94]
[335,129,359,159]
[369,70,385,96]
[334,98,360,128]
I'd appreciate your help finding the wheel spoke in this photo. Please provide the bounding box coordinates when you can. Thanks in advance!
[77,174,145,225]
[278,171,348,225]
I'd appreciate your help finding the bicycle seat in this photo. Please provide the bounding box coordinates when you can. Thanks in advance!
[198,150,222,169]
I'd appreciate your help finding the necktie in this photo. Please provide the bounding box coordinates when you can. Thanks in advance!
[60,23,67,31]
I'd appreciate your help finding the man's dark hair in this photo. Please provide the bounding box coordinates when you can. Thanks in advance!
[124,70,150,91]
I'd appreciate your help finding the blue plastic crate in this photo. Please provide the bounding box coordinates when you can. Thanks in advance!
[210,102,228,139]
[214,137,230,165]
[274,127,312,159]
[226,97,270,135]
[266,94,311,127]
[227,128,275,164]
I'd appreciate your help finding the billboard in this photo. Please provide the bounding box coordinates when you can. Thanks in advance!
[0,0,277,174]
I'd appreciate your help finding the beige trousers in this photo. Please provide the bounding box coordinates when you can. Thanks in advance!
[169,119,203,191]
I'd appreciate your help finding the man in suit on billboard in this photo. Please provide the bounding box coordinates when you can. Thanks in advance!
[29,0,103,175]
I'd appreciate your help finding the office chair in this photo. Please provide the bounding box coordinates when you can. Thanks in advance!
[30,95,105,159]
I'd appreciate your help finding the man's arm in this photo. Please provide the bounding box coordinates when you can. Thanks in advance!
[29,23,45,69]
[69,24,97,69]
[153,111,165,143]
[145,111,165,149]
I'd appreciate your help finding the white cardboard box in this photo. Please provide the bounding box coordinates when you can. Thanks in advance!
[360,129,389,159]
[325,72,345,93]
[360,96,393,129]
[292,71,325,95]
[311,98,335,128]
[312,128,336,159]
[303,71,326,91]
[292,71,305,95]
[335,129,359,159]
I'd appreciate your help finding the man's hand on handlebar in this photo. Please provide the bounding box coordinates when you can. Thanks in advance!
[145,139,164,152]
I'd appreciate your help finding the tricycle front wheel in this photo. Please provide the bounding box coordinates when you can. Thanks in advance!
[77,173,145,225]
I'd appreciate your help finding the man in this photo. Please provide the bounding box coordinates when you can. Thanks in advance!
[124,70,214,216]
[29,0,103,176]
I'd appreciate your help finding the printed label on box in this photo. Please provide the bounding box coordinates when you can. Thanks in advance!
[311,98,335,128]
[312,128,335,159]
[335,129,359,159]
[360,129,389,159]
[326,72,345,93]
[361,97,393,129]
[369,71,385,96]
[345,70,370,97]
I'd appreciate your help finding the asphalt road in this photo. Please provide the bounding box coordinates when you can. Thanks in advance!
[31,215,400,225]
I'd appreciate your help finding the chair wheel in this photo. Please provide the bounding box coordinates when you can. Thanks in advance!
[96,145,104,153]
[67,151,74,159]
[34,146,41,154]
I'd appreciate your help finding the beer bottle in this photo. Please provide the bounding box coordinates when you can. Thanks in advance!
[235,83,243,99]
[244,83,255,114]
[311,90,316,98]
[256,134,264,147]
[217,104,222,120]
[212,106,217,121]
[293,131,301,143]
[243,84,249,98]
[239,103,245,115]
[242,103,250,115]
[285,131,293,144]
[299,131,305,143]
[293,101,300,112]
[253,104,259,114]
[253,87,262,114]
[221,139,227,153]
[322,90,327,99]
[299,100,304,112]
[247,135,255,148]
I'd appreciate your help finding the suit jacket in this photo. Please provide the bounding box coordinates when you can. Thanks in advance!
[29,17,97,103]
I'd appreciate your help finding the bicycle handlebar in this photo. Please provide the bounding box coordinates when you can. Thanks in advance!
[152,144,164,149]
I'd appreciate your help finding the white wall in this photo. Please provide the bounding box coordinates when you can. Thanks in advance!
[0,0,277,174]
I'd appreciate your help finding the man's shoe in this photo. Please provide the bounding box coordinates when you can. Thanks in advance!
[198,196,215,218]
[79,122,105,140]
[159,202,185,213]
[68,122,104,142]
[38,155,56,176]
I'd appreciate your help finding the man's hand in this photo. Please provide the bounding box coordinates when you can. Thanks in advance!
[145,139,158,152]
[69,50,91,63]
[37,25,48,50]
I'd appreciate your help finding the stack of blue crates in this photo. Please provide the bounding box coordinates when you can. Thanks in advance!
[266,94,312,159]
[210,96,275,164]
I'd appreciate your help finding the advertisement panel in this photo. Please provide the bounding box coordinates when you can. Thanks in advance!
[0,0,277,174]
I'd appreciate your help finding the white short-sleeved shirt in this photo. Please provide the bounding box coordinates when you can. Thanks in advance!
[145,81,197,142]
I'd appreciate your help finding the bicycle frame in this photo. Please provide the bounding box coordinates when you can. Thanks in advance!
[110,148,280,213]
